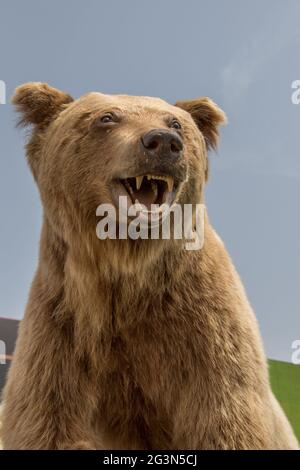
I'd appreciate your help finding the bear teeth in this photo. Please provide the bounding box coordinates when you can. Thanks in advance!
[166,176,174,193]
[144,175,174,192]
[135,176,144,190]
[124,180,134,195]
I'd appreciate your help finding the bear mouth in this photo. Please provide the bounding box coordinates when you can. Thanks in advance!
[118,174,177,211]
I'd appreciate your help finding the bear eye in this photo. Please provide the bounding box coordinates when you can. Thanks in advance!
[170,119,181,130]
[100,113,116,123]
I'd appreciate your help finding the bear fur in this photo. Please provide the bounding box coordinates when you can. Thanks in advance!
[1,83,298,449]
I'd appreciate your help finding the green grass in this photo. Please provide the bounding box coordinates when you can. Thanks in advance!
[269,359,300,441]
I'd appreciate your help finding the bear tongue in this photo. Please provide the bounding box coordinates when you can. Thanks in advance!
[133,181,158,209]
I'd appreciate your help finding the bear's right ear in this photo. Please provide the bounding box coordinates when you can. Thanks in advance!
[12,82,73,128]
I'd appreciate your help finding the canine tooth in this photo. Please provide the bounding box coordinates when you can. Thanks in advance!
[147,175,152,180]
[125,180,133,195]
[136,175,144,190]
[166,176,174,192]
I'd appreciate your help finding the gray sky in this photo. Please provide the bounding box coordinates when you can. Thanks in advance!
[0,0,299,361]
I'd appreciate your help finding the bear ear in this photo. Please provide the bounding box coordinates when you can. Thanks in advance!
[175,97,227,151]
[12,82,74,128]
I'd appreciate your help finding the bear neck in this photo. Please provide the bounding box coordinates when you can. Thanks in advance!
[37,215,193,336]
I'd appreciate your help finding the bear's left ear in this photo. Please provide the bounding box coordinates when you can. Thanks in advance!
[12,82,74,128]
[175,97,227,151]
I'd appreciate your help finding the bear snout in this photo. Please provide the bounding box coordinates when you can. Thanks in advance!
[140,128,184,162]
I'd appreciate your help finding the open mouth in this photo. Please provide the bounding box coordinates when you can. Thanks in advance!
[119,174,177,211]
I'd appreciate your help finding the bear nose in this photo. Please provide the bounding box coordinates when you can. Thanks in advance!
[141,129,183,158]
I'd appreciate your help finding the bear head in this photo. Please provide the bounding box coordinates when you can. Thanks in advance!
[12,83,226,267]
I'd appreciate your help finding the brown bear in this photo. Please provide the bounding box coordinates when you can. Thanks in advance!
[1,83,298,450]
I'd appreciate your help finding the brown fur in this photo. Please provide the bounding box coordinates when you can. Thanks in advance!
[1,83,298,449]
